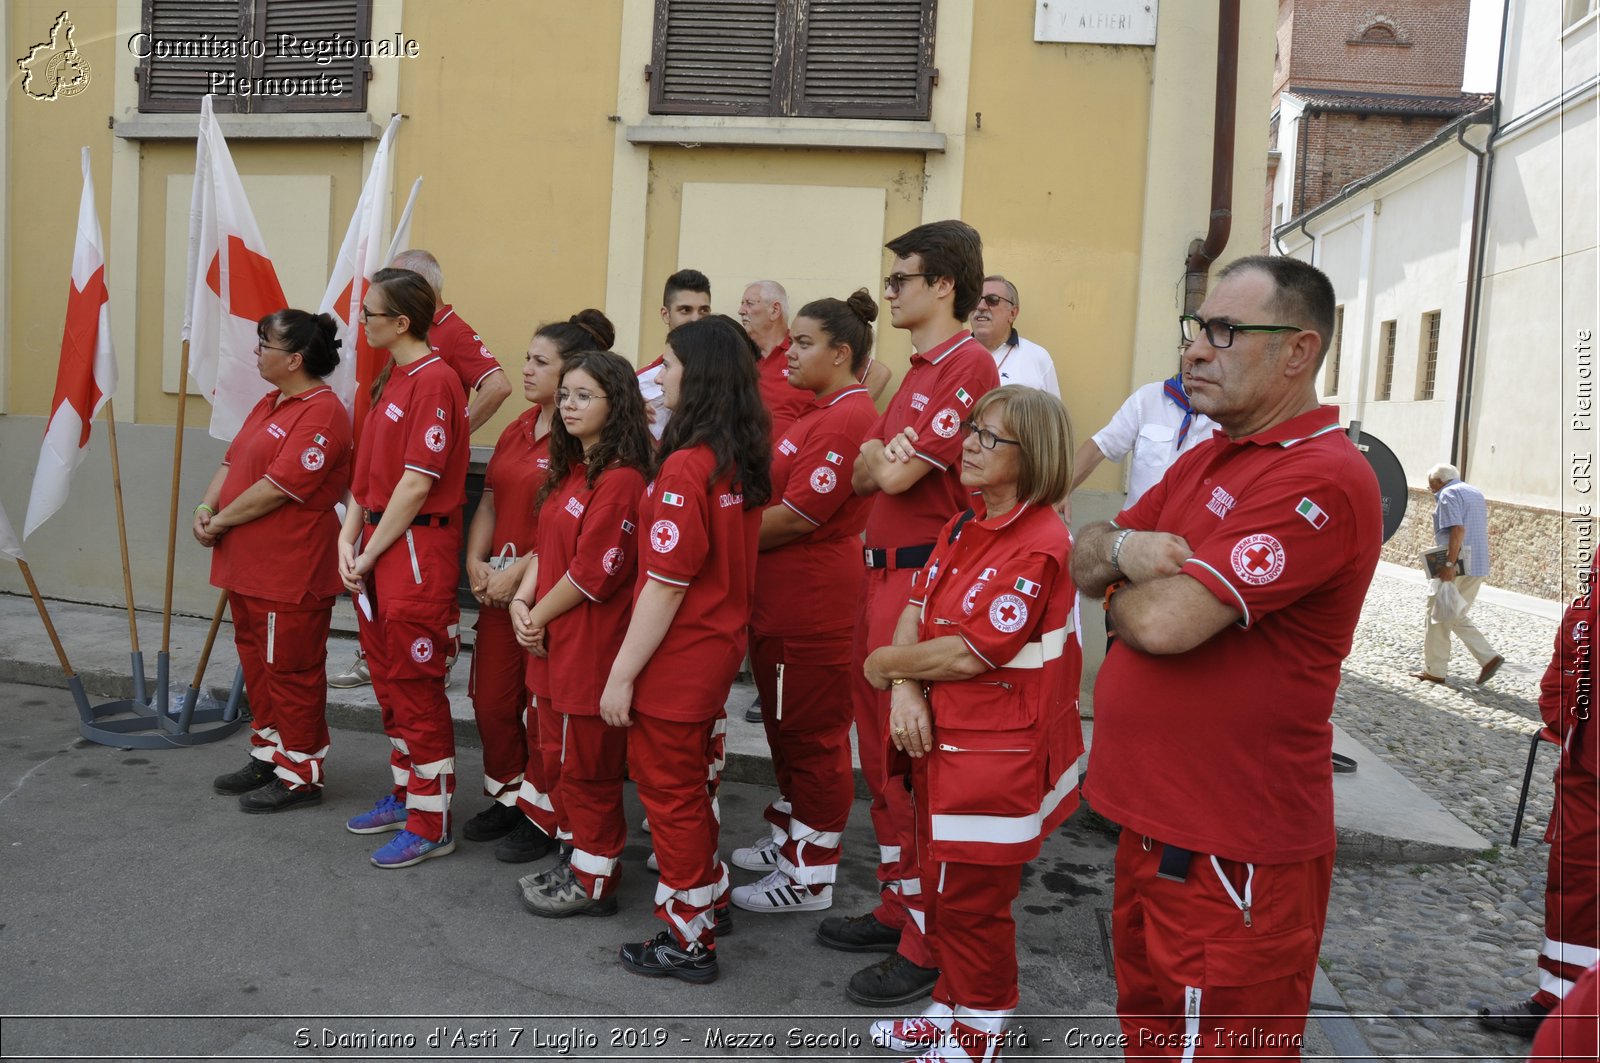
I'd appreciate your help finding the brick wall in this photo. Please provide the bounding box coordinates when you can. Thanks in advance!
[1293,110,1453,214]
[1381,488,1585,603]
[1283,0,1471,96]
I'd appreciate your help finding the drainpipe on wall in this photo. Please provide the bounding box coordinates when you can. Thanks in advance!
[1452,0,1512,478]
[1183,0,1241,315]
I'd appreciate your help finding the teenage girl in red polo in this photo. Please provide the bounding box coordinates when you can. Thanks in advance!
[460,310,615,864]
[510,349,653,917]
[600,315,771,984]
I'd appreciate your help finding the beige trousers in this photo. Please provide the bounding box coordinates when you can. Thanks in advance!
[1424,574,1498,676]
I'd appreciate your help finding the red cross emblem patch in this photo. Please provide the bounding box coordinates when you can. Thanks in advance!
[988,593,1028,633]
[1230,533,1286,586]
[651,519,680,553]
[930,408,961,439]
[410,637,434,663]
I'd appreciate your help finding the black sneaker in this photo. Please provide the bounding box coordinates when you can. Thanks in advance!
[1477,999,1550,1037]
[462,802,522,842]
[744,694,763,724]
[618,930,719,985]
[239,780,322,814]
[494,818,556,863]
[816,912,901,953]
[213,759,276,796]
[713,903,733,937]
[845,953,940,1007]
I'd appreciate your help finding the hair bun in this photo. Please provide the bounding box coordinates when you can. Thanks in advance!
[846,288,878,324]
[571,308,616,351]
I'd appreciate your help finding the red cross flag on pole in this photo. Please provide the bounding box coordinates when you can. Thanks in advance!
[0,497,23,563]
[183,94,287,442]
[319,113,408,434]
[24,147,118,538]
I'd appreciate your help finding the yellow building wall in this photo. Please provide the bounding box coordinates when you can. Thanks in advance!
[392,0,623,442]
[6,0,121,419]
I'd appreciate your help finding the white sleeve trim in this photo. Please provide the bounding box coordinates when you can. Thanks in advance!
[402,463,442,479]
[568,570,603,603]
[646,569,691,588]
[470,363,505,389]
[959,634,998,670]
[263,474,305,503]
[1183,558,1251,627]
[781,498,823,526]
[911,448,950,471]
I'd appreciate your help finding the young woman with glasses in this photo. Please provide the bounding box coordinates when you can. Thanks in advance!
[336,267,470,869]
[460,310,615,865]
[509,350,654,918]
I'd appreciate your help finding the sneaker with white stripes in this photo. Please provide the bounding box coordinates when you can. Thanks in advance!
[730,829,781,872]
[870,1004,953,1053]
[730,869,831,913]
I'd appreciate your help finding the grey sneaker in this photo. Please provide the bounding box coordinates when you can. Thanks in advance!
[519,860,618,918]
[328,652,370,689]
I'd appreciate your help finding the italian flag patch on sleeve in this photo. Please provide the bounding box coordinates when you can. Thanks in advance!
[1014,577,1041,597]
[1296,497,1329,529]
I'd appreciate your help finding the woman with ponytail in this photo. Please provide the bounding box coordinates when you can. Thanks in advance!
[600,315,771,984]
[730,290,880,915]
[459,310,616,865]
[196,309,353,814]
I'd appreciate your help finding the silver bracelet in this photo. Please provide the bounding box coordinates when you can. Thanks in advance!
[1110,529,1133,573]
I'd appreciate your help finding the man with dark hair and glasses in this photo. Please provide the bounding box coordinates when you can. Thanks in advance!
[818,220,998,1009]
[968,275,1060,397]
[1072,254,1380,1056]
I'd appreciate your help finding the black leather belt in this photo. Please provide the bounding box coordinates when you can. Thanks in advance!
[366,511,450,527]
[863,543,934,571]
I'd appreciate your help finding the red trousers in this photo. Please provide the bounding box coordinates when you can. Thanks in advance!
[356,524,460,842]
[228,591,334,790]
[1535,750,1600,1008]
[467,604,530,803]
[851,566,931,965]
[751,629,853,886]
[629,710,722,948]
[1111,832,1333,1060]
[559,711,628,899]
[518,696,564,839]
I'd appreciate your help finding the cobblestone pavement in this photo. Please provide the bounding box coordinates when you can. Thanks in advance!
[1322,572,1562,1060]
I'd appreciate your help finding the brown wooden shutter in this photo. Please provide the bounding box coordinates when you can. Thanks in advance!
[795,0,934,119]
[139,0,250,113]
[650,0,780,116]
[253,0,371,113]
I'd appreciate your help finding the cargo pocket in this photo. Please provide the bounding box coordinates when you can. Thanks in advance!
[385,599,452,680]
[933,677,1037,731]
[1203,922,1319,988]
[929,725,1042,821]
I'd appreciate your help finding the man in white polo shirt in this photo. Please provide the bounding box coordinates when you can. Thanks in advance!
[968,275,1059,397]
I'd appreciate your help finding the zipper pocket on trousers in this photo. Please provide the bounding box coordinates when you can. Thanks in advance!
[405,529,422,584]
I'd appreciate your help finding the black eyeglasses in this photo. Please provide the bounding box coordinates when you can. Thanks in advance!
[255,340,295,354]
[359,306,398,322]
[883,272,937,295]
[962,420,1021,450]
[978,293,1016,309]
[556,388,608,409]
[1179,314,1302,349]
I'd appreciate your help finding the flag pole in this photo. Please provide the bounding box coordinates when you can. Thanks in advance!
[103,398,145,703]
[174,588,228,732]
[158,338,192,713]
[14,558,96,724]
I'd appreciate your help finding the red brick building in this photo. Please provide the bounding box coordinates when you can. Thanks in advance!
[1266,0,1490,246]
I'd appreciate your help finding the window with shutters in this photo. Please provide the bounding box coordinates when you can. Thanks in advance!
[138,0,371,114]
[649,0,937,120]
[1376,320,1397,401]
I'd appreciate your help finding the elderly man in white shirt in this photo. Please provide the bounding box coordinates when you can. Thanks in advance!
[969,275,1061,397]
[1072,369,1219,506]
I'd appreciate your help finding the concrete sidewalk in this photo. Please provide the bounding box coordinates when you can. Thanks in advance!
[0,589,1492,864]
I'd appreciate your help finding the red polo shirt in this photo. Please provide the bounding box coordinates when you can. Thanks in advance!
[431,305,504,394]
[351,355,469,516]
[753,384,878,637]
[213,385,353,602]
[1087,405,1382,864]
[538,462,645,715]
[483,407,550,557]
[862,330,999,550]
[633,445,760,722]
[757,335,809,441]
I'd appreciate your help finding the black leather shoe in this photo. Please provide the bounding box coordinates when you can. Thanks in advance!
[213,759,276,795]
[239,780,322,814]
[619,930,719,984]
[462,801,522,842]
[816,912,901,953]
[744,695,763,724]
[713,903,733,937]
[494,818,555,863]
[845,953,940,1007]
[1477,999,1550,1037]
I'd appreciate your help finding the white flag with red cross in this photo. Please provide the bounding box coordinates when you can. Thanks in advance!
[319,114,408,434]
[24,147,119,539]
[183,94,288,442]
